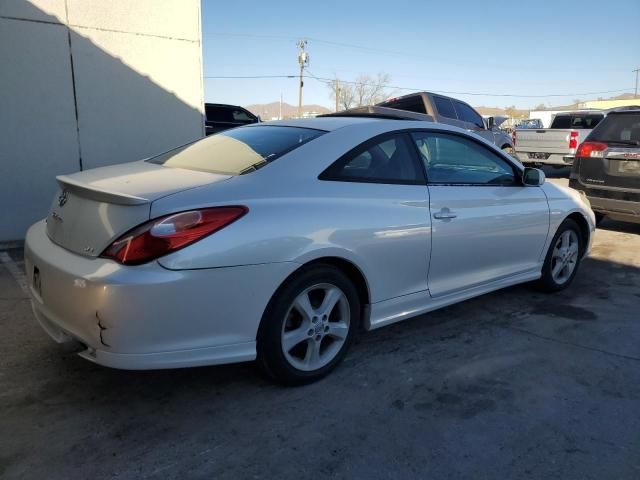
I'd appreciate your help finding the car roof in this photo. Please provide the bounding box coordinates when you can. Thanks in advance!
[554,110,605,115]
[605,105,640,114]
[252,116,387,131]
[246,116,494,138]
[204,103,246,110]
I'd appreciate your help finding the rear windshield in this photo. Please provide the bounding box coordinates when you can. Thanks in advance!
[379,97,427,114]
[147,126,324,175]
[588,113,640,144]
[550,114,603,129]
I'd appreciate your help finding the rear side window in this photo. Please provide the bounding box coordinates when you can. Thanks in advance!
[320,133,424,184]
[205,105,233,122]
[551,114,603,129]
[453,101,484,128]
[433,96,457,119]
[148,126,323,175]
[588,113,640,143]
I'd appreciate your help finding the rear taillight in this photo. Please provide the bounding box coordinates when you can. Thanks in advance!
[569,131,579,149]
[101,206,248,265]
[576,141,607,158]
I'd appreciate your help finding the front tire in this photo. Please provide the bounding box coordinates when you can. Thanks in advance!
[535,218,583,292]
[257,265,360,385]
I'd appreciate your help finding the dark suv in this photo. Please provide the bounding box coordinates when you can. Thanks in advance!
[205,103,259,135]
[569,107,640,224]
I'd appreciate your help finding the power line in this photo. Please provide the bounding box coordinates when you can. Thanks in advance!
[203,71,635,99]
[203,75,296,79]
[203,31,405,56]
[305,72,634,98]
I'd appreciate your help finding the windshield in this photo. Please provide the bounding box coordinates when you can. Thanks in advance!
[147,125,324,174]
[588,113,640,144]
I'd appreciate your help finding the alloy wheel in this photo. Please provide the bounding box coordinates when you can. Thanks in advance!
[281,283,350,371]
[551,229,579,284]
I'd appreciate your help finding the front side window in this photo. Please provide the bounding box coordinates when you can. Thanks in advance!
[321,134,423,184]
[411,131,517,185]
[232,109,255,122]
[148,126,323,175]
[433,96,457,119]
[453,101,484,129]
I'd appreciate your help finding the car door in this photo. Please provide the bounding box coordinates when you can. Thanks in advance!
[319,132,431,301]
[452,100,495,145]
[410,130,549,297]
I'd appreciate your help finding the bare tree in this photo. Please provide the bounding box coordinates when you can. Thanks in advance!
[328,73,391,111]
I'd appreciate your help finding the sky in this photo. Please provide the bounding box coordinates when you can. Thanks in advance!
[201,0,640,111]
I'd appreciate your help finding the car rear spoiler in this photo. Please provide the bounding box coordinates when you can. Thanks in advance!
[56,175,150,206]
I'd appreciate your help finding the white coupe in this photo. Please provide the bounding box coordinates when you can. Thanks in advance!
[25,113,595,384]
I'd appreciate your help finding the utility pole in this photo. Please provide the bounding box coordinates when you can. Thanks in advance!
[279,93,283,120]
[634,68,640,98]
[334,79,340,112]
[296,39,309,118]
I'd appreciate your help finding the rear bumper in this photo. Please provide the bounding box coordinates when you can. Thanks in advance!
[516,152,574,166]
[569,181,640,224]
[24,220,299,369]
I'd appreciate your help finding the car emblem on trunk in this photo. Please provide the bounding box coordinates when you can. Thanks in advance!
[58,189,69,207]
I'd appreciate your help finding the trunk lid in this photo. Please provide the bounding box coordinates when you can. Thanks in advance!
[46,161,231,257]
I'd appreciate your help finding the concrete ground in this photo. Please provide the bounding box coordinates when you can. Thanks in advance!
[1,174,639,479]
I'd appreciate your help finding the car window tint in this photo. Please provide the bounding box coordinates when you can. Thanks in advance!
[411,132,516,185]
[148,126,323,175]
[232,109,254,122]
[589,113,640,143]
[379,97,427,114]
[453,101,484,128]
[433,96,457,119]
[323,134,422,184]
[552,114,604,129]
[205,105,233,123]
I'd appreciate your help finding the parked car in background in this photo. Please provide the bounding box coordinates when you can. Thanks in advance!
[377,92,515,153]
[25,113,594,385]
[569,106,640,225]
[516,118,544,129]
[514,110,605,168]
[205,103,259,135]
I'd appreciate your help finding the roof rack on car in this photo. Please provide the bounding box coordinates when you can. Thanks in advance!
[320,106,434,122]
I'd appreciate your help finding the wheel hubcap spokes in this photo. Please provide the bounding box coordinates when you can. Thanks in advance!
[281,284,350,371]
[551,230,579,284]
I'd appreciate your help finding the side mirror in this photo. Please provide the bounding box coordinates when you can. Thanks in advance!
[523,167,545,186]
[487,117,495,129]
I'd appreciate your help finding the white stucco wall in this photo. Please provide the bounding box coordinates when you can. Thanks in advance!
[0,0,204,241]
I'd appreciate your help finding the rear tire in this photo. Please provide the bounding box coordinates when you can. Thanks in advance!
[257,264,360,386]
[535,218,584,292]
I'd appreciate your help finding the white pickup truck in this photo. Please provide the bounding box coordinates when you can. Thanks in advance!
[514,110,605,167]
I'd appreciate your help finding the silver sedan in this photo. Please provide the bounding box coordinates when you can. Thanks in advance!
[25,116,595,384]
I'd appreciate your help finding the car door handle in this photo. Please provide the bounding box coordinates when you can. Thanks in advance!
[433,209,457,220]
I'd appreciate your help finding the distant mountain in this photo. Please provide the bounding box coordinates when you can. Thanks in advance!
[245,102,331,120]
